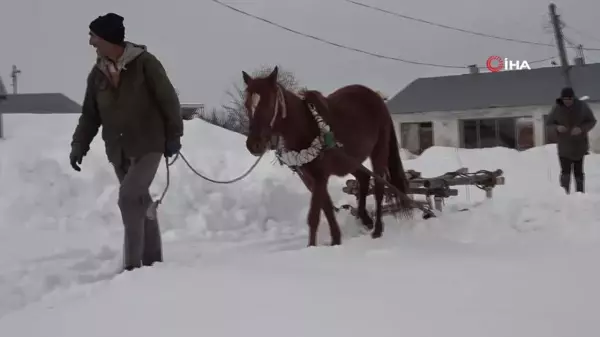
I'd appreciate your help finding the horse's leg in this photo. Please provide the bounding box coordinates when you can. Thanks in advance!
[371,174,385,238]
[321,186,342,246]
[351,170,373,230]
[307,175,326,247]
[370,133,391,239]
[298,169,314,192]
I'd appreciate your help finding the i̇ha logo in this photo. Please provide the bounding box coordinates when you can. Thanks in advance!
[486,55,531,72]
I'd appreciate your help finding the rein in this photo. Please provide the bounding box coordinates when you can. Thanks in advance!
[146,150,264,220]
[147,84,435,220]
[146,85,288,219]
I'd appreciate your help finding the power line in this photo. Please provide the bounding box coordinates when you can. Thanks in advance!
[562,34,600,64]
[563,24,600,47]
[210,0,556,70]
[210,0,467,69]
[563,35,579,49]
[528,56,557,65]
[344,0,550,46]
[563,32,599,58]
[343,0,600,51]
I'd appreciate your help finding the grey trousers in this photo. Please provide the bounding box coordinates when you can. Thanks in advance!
[113,152,163,270]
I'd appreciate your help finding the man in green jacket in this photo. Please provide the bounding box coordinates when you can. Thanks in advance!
[69,13,184,271]
[546,87,596,194]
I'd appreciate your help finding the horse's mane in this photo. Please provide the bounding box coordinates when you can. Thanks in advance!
[300,89,330,117]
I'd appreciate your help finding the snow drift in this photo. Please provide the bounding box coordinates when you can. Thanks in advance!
[1,113,600,336]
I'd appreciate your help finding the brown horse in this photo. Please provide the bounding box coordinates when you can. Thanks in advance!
[242,66,413,246]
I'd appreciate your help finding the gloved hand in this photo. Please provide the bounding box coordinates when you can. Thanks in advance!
[164,138,181,157]
[70,145,84,172]
[556,125,567,133]
[571,127,582,135]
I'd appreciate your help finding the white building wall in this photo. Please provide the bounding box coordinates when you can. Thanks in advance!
[586,103,600,153]
[391,103,600,152]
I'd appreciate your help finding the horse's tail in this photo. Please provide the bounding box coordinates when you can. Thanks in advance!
[387,126,414,218]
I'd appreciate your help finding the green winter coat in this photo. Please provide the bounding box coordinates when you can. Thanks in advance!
[71,42,183,166]
[545,98,597,160]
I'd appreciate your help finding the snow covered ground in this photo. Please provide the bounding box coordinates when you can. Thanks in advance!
[1,113,600,336]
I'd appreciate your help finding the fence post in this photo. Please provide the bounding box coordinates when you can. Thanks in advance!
[433,196,443,211]
[485,187,493,199]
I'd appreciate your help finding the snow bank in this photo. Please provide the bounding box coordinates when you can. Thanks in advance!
[0,113,357,317]
[1,114,600,336]
[404,145,600,244]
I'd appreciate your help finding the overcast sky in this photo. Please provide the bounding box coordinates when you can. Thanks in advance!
[1,0,599,109]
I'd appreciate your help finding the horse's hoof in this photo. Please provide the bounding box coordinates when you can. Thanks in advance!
[331,239,342,246]
[371,231,382,239]
[359,213,374,229]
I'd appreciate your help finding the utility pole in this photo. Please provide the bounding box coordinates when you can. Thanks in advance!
[10,65,21,94]
[549,3,571,87]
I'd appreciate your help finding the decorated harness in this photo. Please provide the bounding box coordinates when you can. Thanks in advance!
[269,87,343,170]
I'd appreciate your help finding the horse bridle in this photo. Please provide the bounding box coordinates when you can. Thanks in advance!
[249,84,288,129]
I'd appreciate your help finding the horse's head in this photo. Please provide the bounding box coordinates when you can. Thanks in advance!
[242,66,286,156]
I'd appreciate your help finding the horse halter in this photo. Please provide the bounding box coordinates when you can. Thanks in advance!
[249,84,287,129]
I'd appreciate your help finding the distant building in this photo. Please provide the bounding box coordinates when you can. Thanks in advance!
[0,86,203,120]
[180,103,205,120]
[0,92,81,114]
[0,76,7,101]
[387,62,600,155]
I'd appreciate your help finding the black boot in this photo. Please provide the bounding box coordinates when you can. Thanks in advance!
[560,174,571,194]
[575,176,585,193]
[142,251,163,267]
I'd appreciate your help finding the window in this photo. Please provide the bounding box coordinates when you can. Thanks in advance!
[479,118,498,148]
[400,123,419,152]
[400,122,434,154]
[462,120,478,148]
[497,118,517,149]
[515,117,534,150]
[419,122,434,151]
[460,117,532,150]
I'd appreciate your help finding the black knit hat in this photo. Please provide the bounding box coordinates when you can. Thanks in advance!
[560,87,575,98]
[89,13,125,45]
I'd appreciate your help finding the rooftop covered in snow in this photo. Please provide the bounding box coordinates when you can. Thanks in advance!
[0,93,82,114]
[387,62,600,114]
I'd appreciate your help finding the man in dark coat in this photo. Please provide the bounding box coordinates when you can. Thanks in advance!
[69,13,184,271]
[545,87,596,193]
